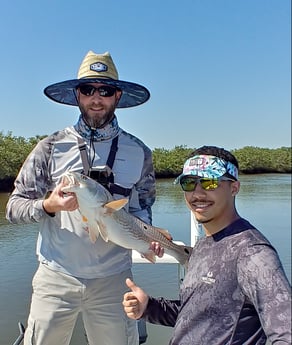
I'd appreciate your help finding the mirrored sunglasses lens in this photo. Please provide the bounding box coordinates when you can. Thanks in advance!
[79,85,95,96]
[200,179,219,190]
[79,85,116,97]
[98,86,116,97]
[180,178,197,191]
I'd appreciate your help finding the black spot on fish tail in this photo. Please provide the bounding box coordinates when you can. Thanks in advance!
[184,246,193,256]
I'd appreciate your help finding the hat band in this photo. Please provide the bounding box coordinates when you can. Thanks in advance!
[175,155,238,184]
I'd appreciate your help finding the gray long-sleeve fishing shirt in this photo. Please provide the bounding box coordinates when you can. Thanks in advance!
[143,218,291,345]
[6,115,156,278]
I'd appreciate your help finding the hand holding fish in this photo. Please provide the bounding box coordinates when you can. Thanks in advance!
[43,181,79,214]
[123,278,149,320]
[148,242,164,258]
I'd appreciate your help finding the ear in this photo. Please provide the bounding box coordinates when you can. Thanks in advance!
[115,89,122,106]
[75,88,80,102]
[231,181,240,196]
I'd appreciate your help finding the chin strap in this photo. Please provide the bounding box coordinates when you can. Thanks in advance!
[77,135,131,197]
[77,137,90,176]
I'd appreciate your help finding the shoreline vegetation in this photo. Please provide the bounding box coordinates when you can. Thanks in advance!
[0,132,291,193]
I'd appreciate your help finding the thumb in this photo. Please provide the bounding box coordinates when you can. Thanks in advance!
[125,278,139,292]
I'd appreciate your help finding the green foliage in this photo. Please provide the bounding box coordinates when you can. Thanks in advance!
[0,132,46,179]
[153,145,194,177]
[153,145,291,176]
[231,146,292,173]
[0,133,291,191]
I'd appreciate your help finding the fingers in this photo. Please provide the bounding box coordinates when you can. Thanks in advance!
[123,298,140,319]
[123,278,148,320]
[44,183,79,213]
[123,294,141,319]
[63,196,79,211]
[149,242,164,258]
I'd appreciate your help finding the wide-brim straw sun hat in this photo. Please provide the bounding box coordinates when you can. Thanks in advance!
[44,51,150,108]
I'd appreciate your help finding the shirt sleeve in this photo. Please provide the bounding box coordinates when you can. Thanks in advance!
[238,243,292,344]
[142,296,180,327]
[6,138,52,224]
[128,145,156,225]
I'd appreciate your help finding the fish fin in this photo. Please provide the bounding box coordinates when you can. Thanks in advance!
[97,222,110,242]
[87,220,100,243]
[105,199,128,211]
[88,227,97,243]
[78,211,96,242]
[141,251,156,264]
[156,228,173,241]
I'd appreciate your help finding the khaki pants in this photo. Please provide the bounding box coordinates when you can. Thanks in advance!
[24,264,139,345]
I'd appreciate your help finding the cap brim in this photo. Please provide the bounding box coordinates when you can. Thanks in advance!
[44,78,150,108]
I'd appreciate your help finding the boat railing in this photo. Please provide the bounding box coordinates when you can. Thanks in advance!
[12,322,25,345]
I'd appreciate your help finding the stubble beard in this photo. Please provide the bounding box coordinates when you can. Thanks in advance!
[80,104,116,129]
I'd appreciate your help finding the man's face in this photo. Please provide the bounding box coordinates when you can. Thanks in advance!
[77,83,122,129]
[183,177,240,234]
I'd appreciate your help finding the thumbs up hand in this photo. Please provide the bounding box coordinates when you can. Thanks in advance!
[123,278,149,319]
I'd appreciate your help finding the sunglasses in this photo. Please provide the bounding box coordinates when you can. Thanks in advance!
[78,84,117,97]
[180,176,236,192]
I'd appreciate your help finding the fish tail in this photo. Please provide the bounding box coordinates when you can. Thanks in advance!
[176,245,193,269]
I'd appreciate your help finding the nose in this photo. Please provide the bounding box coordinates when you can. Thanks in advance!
[90,91,103,103]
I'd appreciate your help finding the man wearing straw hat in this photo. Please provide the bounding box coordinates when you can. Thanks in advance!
[6,50,163,345]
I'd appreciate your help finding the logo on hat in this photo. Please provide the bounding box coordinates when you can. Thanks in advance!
[90,62,108,72]
[189,157,204,169]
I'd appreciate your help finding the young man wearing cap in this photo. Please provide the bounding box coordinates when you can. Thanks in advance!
[123,145,291,345]
[6,51,163,345]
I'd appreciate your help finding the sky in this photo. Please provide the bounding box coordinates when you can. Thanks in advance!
[0,0,290,151]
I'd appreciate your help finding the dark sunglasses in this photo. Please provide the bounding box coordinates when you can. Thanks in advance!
[180,176,236,192]
[78,84,117,97]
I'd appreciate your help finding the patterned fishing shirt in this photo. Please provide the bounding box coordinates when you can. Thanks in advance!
[143,218,291,344]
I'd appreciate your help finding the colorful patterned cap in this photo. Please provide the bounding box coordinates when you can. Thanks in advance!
[175,155,238,183]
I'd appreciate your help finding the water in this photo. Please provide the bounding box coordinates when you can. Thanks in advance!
[0,174,291,345]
